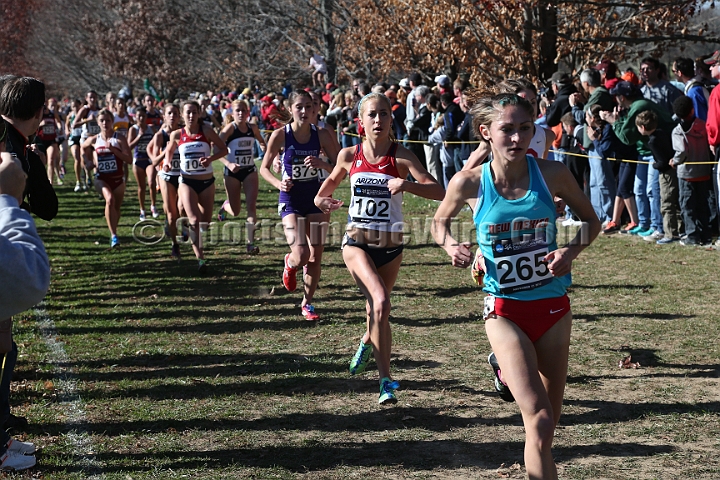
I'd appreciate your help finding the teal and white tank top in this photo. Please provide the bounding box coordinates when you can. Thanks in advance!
[473,155,570,300]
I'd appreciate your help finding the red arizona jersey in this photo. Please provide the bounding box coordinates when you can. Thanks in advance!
[347,143,404,232]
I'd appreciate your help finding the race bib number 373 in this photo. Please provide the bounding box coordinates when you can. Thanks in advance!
[492,237,552,294]
[291,156,317,181]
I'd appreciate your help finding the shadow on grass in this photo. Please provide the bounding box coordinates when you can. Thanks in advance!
[41,440,674,475]
[560,399,720,425]
[55,317,319,336]
[73,353,353,381]
[31,396,720,439]
[571,284,654,290]
[70,356,444,383]
[75,376,476,401]
[573,312,695,322]
[390,315,480,327]
[568,345,718,383]
[391,285,479,298]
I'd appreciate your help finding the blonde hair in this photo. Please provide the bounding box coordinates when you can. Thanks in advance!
[357,93,395,141]
[468,92,534,142]
[97,108,114,123]
[232,99,250,110]
[396,87,407,106]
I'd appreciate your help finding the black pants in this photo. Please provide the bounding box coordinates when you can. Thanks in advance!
[407,132,426,170]
[566,155,590,197]
[566,155,590,220]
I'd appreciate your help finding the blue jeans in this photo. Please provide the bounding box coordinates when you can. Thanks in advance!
[588,149,616,223]
[634,160,651,229]
[253,139,263,159]
[646,161,663,233]
[453,146,466,173]
[440,146,456,189]
[341,133,354,149]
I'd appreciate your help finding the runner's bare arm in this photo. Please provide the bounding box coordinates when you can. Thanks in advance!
[432,169,481,266]
[259,129,287,191]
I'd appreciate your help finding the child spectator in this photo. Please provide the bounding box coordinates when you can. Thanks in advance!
[671,95,713,246]
[636,110,682,244]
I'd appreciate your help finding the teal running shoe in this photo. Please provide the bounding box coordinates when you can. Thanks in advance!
[349,339,372,375]
[379,377,399,405]
[198,259,208,274]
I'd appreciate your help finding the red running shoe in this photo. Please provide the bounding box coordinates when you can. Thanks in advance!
[282,254,297,292]
[301,304,319,321]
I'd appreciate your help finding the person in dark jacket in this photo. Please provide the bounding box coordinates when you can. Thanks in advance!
[456,92,474,166]
[635,110,682,243]
[545,72,578,128]
[0,76,58,222]
[440,92,463,174]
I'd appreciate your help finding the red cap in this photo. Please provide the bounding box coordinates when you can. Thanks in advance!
[704,51,720,66]
[595,59,618,79]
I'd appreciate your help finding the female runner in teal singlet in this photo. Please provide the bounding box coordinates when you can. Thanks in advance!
[432,91,600,480]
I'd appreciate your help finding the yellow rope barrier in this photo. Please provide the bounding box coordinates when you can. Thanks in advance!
[261,128,718,165]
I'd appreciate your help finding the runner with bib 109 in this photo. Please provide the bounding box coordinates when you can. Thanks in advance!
[163,100,229,273]
[315,92,444,405]
[432,91,599,480]
[148,103,183,260]
[259,90,339,321]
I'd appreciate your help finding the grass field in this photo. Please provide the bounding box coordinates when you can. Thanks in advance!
[6,162,720,479]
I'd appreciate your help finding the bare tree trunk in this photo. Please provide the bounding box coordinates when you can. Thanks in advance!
[320,0,336,83]
[538,1,558,82]
[522,4,536,78]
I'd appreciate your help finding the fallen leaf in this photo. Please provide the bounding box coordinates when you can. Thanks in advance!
[619,355,641,369]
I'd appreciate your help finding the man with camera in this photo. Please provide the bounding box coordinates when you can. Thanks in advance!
[0,76,58,221]
[0,76,56,471]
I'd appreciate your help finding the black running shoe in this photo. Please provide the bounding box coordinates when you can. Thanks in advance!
[4,414,28,431]
[488,352,515,402]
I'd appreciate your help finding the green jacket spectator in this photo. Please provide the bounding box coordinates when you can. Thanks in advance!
[608,82,675,156]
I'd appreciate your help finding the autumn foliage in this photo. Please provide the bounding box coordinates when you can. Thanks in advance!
[342,0,719,86]
[6,0,719,94]
[0,0,41,76]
